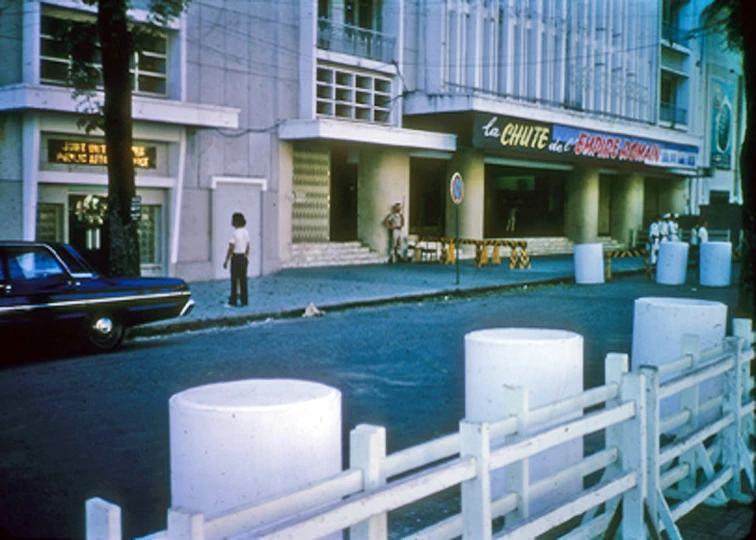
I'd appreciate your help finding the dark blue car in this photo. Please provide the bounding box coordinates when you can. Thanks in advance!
[0,241,194,353]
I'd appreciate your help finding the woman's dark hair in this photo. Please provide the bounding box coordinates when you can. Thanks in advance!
[232,212,246,227]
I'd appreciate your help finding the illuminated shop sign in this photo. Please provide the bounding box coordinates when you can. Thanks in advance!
[473,115,698,169]
[48,140,157,169]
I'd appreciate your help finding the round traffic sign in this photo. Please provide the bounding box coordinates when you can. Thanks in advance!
[450,172,464,204]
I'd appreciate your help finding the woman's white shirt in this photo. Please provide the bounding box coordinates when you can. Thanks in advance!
[230,227,250,254]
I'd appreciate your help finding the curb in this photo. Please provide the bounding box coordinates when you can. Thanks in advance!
[130,268,646,339]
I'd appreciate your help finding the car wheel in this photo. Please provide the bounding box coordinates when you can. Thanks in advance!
[84,314,125,352]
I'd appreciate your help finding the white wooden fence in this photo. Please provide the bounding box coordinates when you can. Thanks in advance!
[86,319,755,540]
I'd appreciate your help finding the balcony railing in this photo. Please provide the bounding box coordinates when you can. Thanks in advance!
[317,18,395,64]
[660,102,687,125]
[662,23,689,46]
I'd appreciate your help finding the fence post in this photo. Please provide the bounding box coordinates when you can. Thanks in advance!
[641,366,661,534]
[732,318,755,408]
[167,507,205,540]
[85,497,121,540]
[460,420,492,539]
[721,336,750,503]
[620,369,647,539]
[349,424,387,540]
[677,334,701,495]
[605,353,630,459]
[501,385,529,523]
[580,353,628,526]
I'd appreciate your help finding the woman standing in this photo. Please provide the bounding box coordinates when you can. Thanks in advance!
[223,212,250,307]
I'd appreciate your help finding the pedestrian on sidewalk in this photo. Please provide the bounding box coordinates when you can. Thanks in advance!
[648,214,662,266]
[383,202,404,263]
[223,212,250,307]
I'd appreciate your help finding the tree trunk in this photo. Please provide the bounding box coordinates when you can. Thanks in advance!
[98,0,140,277]
[736,30,755,319]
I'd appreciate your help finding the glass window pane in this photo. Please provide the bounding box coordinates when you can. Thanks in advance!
[41,39,68,59]
[9,247,65,280]
[40,59,69,83]
[138,53,166,74]
[141,34,167,54]
[137,74,167,95]
[36,203,64,243]
[138,205,162,264]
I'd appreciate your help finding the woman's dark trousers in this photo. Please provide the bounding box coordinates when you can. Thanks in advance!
[229,254,248,306]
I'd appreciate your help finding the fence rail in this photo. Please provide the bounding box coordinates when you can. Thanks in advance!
[89,321,754,540]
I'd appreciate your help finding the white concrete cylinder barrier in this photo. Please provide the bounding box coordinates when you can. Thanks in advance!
[699,241,732,287]
[465,329,584,515]
[631,297,727,426]
[170,379,342,521]
[655,241,689,285]
[573,242,605,284]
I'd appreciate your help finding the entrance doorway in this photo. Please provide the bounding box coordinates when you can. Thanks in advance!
[484,166,566,237]
[68,193,108,273]
[409,158,447,237]
[330,145,358,241]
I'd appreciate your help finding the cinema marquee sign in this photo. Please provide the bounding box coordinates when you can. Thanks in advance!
[473,114,698,169]
[49,140,157,169]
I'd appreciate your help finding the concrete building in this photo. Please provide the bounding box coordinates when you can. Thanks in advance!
[0,0,744,280]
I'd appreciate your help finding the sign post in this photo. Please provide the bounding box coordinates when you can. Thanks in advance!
[450,172,464,285]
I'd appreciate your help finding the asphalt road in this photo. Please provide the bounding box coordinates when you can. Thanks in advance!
[0,274,742,539]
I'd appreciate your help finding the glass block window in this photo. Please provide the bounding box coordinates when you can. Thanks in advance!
[40,13,168,97]
[316,63,392,124]
[36,203,65,243]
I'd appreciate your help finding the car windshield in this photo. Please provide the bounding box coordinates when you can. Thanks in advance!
[55,244,98,277]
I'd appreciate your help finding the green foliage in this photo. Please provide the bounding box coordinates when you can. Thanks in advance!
[700,0,745,52]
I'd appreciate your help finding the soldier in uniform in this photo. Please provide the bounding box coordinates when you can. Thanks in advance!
[383,202,405,263]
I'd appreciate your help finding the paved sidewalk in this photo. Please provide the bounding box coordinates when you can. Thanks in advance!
[134,255,645,337]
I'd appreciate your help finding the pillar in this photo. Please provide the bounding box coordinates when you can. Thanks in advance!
[574,243,605,284]
[358,147,410,255]
[170,379,342,519]
[610,173,644,246]
[631,298,727,424]
[656,241,689,285]
[699,241,732,286]
[465,328,584,515]
[565,167,599,243]
[657,177,687,216]
[446,149,484,249]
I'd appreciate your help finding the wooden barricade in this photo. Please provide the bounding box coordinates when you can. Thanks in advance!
[604,248,652,280]
[417,237,530,269]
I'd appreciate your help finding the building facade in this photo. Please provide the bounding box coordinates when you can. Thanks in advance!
[0,0,744,280]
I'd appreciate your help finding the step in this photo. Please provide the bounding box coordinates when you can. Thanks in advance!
[284,242,386,269]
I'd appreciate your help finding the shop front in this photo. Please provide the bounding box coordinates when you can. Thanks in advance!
[471,113,699,244]
[36,132,174,276]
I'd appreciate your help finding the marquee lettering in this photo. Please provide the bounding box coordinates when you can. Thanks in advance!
[499,122,550,150]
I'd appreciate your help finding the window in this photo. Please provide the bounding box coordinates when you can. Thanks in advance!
[316,64,392,124]
[40,12,169,96]
[8,247,66,281]
[36,203,65,243]
[138,205,163,265]
[345,0,377,30]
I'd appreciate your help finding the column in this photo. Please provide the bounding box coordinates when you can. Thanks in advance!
[564,166,599,243]
[358,147,410,255]
[170,379,342,519]
[446,149,484,245]
[610,173,644,246]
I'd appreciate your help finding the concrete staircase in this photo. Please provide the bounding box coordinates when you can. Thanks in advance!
[284,237,627,269]
[519,236,626,256]
[284,242,387,269]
